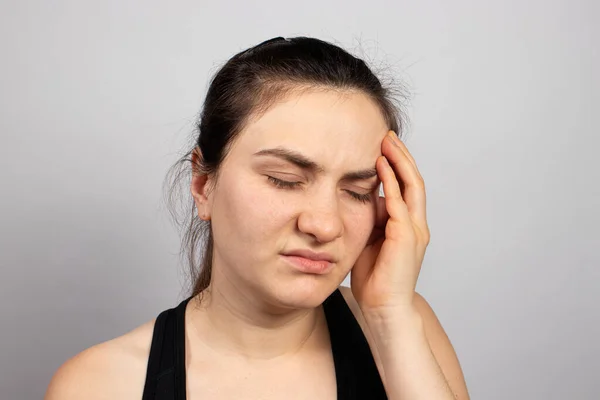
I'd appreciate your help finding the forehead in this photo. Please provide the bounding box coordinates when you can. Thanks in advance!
[232,89,389,162]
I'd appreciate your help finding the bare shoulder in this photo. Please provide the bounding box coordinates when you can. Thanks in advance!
[338,285,470,400]
[44,318,156,400]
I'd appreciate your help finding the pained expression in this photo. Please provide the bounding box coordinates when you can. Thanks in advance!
[204,89,389,309]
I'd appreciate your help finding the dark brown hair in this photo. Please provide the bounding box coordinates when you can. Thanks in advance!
[164,36,407,297]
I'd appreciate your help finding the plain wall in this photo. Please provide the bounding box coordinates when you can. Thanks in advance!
[1,0,598,399]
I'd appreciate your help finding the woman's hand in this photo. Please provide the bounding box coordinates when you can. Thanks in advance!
[349,132,461,399]
[350,130,430,316]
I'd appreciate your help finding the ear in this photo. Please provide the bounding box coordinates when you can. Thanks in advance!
[190,148,213,221]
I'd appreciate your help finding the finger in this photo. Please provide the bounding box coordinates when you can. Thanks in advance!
[377,155,410,224]
[382,134,428,230]
[388,131,423,180]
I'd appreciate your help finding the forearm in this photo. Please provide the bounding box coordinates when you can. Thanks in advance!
[364,307,456,400]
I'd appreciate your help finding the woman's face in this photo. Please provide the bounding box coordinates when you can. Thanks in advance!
[199,89,389,309]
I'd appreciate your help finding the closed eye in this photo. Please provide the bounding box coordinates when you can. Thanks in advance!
[266,176,372,204]
[347,191,372,203]
[266,176,302,189]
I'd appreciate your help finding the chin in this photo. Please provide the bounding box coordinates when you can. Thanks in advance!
[267,276,339,310]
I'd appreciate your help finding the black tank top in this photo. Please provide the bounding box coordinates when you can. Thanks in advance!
[141,288,387,399]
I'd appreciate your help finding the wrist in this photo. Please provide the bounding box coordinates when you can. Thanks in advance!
[363,305,425,342]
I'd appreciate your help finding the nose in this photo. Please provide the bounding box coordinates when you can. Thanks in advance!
[297,191,344,243]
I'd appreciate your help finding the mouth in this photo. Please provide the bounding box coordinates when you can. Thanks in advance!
[282,249,335,262]
[280,249,336,275]
[280,255,334,275]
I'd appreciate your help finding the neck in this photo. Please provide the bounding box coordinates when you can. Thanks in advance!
[188,268,327,361]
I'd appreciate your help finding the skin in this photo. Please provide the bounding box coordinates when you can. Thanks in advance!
[45,89,469,399]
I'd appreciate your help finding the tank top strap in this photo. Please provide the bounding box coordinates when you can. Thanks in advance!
[323,288,388,400]
[142,297,191,400]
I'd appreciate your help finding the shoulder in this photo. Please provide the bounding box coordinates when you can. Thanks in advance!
[338,286,470,400]
[44,318,156,400]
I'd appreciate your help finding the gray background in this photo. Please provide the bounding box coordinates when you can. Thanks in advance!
[1,0,598,399]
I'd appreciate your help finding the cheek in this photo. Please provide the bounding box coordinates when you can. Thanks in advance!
[211,174,292,246]
[344,205,377,249]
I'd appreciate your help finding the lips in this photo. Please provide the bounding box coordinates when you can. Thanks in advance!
[281,249,335,263]
[280,249,336,275]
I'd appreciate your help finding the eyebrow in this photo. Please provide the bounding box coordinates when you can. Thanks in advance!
[253,147,378,182]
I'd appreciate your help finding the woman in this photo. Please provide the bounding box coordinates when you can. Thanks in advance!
[46,36,469,399]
